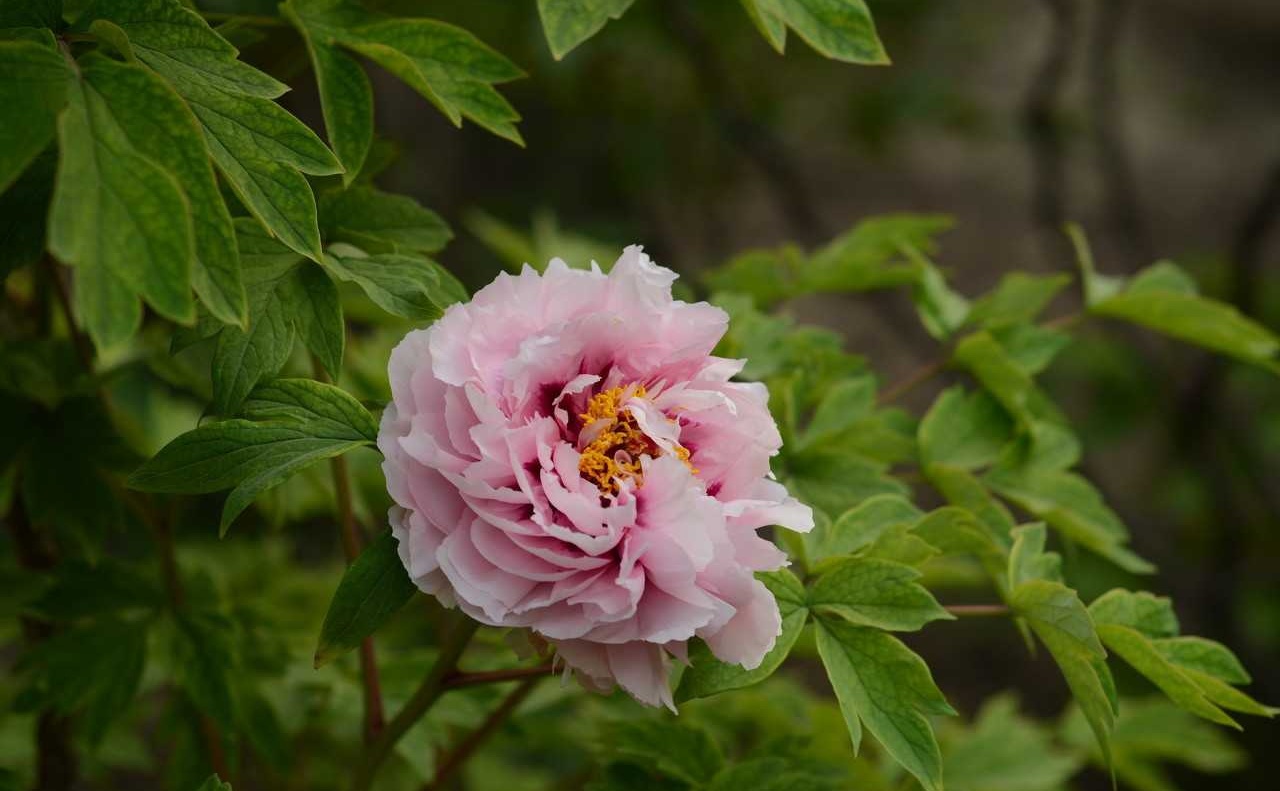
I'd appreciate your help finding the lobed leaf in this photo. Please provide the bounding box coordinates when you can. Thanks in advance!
[808,557,952,631]
[319,185,452,255]
[537,0,636,60]
[815,617,954,791]
[49,56,195,348]
[0,40,68,193]
[742,0,888,65]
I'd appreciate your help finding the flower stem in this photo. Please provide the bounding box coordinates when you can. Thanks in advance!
[425,676,542,790]
[944,604,1010,617]
[351,611,481,791]
[311,357,386,744]
[877,358,947,405]
[444,664,557,690]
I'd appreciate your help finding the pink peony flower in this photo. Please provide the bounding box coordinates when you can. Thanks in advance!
[378,247,812,707]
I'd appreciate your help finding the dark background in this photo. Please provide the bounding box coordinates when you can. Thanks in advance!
[247,0,1280,786]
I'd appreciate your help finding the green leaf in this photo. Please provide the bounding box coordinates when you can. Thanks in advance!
[918,386,1014,470]
[0,40,69,194]
[128,380,376,533]
[183,82,341,259]
[314,530,416,667]
[905,245,969,340]
[75,2,337,262]
[286,262,344,378]
[322,246,462,320]
[537,0,636,59]
[1007,523,1061,589]
[802,214,950,293]
[742,0,888,65]
[1010,579,1115,763]
[82,54,246,327]
[48,55,197,348]
[985,463,1155,575]
[966,273,1072,328]
[990,324,1071,375]
[706,758,841,791]
[676,570,806,702]
[786,450,907,518]
[242,378,377,440]
[1092,261,1279,370]
[0,148,55,280]
[952,331,1043,428]
[206,222,344,414]
[813,494,921,560]
[924,463,1015,549]
[1095,622,1238,728]
[1066,698,1248,791]
[815,617,954,791]
[702,246,802,308]
[284,0,524,144]
[29,560,162,621]
[195,775,233,791]
[25,617,148,743]
[77,0,287,98]
[1087,590,1178,638]
[809,557,952,631]
[1089,590,1275,723]
[798,375,876,449]
[942,695,1081,791]
[351,21,524,144]
[319,185,452,255]
[284,2,374,184]
[600,719,723,786]
[172,608,237,727]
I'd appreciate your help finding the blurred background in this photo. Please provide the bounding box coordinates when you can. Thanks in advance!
[136,0,1280,787]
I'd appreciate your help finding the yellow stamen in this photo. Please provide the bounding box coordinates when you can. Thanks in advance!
[577,385,696,494]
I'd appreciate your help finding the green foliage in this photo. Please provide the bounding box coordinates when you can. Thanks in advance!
[538,0,636,60]
[128,379,377,533]
[0,2,1272,789]
[0,40,67,194]
[741,0,888,64]
[315,530,417,667]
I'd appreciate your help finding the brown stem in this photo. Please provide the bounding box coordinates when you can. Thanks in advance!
[1087,0,1151,267]
[877,358,947,406]
[944,604,1010,618]
[6,496,78,791]
[352,611,480,791]
[426,677,542,791]
[444,665,557,690]
[44,257,94,372]
[1023,0,1079,269]
[312,358,385,743]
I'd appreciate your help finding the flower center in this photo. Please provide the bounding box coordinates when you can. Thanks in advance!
[577,385,694,494]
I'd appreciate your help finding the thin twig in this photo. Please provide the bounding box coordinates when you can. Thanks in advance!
[1023,0,1079,269]
[425,676,543,790]
[1087,0,1151,267]
[444,664,557,690]
[43,257,94,372]
[877,358,947,406]
[944,604,1010,618]
[351,612,481,791]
